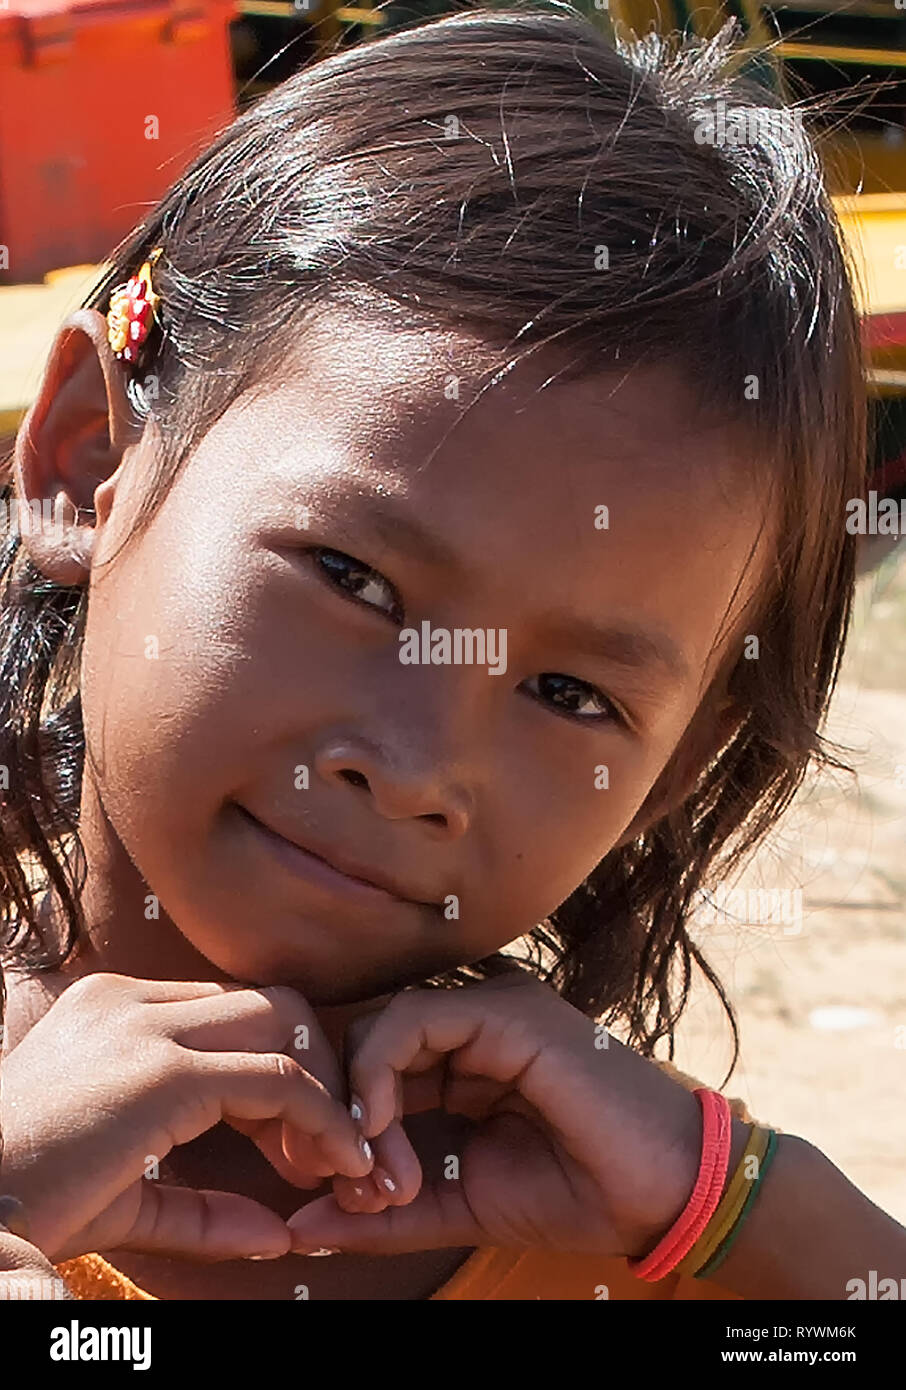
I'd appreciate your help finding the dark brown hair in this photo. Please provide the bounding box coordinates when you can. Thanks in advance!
[0,5,867,1080]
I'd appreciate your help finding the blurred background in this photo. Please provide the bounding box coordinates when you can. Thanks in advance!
[0,1,905,1221]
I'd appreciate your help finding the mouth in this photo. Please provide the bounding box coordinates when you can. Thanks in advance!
[234,804,435,910]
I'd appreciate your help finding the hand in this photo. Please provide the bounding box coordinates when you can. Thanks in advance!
[0,973,374,1263]
[287,971,711,1259]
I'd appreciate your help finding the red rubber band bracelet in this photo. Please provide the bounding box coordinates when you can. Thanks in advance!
[628,1088,733,1281]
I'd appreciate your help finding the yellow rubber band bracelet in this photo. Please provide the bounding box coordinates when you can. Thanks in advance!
[675,1123,772,1277]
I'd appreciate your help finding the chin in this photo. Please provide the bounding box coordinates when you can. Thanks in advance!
[201,948,428,1007]
[185,905,472,1005]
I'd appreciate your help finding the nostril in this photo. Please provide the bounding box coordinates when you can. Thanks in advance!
[339,769,369,789]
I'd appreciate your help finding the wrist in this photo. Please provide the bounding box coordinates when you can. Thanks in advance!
[620,1108,751,1264]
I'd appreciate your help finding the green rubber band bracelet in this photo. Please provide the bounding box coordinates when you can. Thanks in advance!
[695,1128,779,1280]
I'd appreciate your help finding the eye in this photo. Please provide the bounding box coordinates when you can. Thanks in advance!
[313,548,403,622]
[522,672,621,724]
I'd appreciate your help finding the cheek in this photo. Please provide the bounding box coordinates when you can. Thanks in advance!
[78,529,365,844]
[477,730,671,930]
[79,516,256,840]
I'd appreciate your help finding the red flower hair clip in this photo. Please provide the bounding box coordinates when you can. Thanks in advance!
[106,247,163,366]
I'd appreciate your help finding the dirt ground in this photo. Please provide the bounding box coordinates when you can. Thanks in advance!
[663,550,906,1225]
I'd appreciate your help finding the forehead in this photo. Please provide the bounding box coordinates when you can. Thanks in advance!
[251,308,763,506]
[221,311,775,681]
[247,307,772,539]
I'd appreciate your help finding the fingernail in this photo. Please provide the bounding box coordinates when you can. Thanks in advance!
[359,1137,373,1163]
[246,1252,285,1261]
[353,1186,365,1197]
[305,1248,340,1257]
[378,1172,396,1194]
[350,1095,365,1124]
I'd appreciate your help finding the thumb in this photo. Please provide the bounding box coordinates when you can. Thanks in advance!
[63,1184,293,1264]
[287,1185,485,1256]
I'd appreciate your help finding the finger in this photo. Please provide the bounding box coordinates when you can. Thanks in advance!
[287,1184,485,1256]
[440,1071,515,1121]
[368,1062,514,1124]
[193,1051,373,1180]
[281,1123,347,1181]
[156,987,347,1128]
[340,1006,377,1061]
[351,1061,445,1122]
[151,986,340,1082]
[76,1185,294,1264]
[225,1116,334,1189]
[340,1001,390,1067]
[348,990,534,1137]
[127,979,249,1005]
[396,1064,445,1117]
[332,1119,422,1213]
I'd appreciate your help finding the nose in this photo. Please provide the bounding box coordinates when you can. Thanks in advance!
[313,736,474,838]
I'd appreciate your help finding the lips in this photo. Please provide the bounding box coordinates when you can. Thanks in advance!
[236,804,437,908]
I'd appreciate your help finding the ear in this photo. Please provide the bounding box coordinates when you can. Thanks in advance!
[613,686,745,849]
[10,308,143,586]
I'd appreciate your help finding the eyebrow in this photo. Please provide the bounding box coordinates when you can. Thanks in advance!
[358,497,688,682]
[543,616,690,684]
[362,498,463,572]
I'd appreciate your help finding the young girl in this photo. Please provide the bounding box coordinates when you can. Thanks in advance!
[1,7,904,1301]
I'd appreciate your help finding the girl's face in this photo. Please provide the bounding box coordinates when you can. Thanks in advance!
[73,314,768,1003]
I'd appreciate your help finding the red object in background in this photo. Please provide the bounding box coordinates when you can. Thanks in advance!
[0,0,236,284]
[863,312,906,356]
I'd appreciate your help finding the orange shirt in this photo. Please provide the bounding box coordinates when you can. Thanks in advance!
[55,1061,759,1302]
[56,1243,743,1301]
